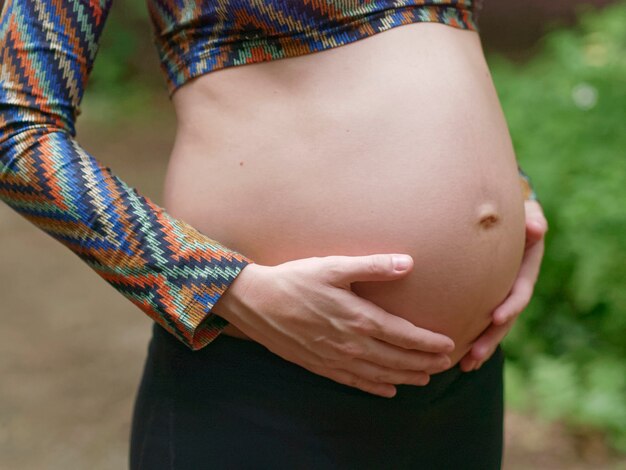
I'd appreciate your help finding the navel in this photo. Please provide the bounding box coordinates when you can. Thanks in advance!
[477,202,500,229]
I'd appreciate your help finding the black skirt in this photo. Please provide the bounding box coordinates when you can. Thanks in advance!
[130,323,504,470]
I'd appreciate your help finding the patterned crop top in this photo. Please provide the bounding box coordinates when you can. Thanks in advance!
[149,0,480,93]
[0,0,536,351]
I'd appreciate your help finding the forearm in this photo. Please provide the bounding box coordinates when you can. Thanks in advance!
[0,0,253,350]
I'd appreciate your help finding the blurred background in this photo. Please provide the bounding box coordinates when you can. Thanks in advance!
[1,0,625,468]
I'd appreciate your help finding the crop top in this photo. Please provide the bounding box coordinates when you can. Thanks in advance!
[148,0,480,94]
[0,0,536,351]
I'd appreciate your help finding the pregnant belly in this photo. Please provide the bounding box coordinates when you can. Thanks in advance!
[164,150,526,365]
[349,198,526,365]
[163,23,527,366]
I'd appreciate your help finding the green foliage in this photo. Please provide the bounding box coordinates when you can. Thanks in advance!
[491,2,626,452]
[85,0,161,120]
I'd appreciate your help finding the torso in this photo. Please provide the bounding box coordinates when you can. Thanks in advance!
[163,23,526,367]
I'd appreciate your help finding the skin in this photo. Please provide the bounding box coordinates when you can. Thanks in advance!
[212,201,547,396]
[166,23,548,397]
[213,254,456,398]
[460,200,548,372]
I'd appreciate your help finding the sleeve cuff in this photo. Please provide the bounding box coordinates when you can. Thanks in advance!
[518,164,538,202]
[187,257,254,350]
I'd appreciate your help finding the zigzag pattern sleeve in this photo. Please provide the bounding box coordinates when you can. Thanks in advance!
[518,165,538,202]
[0,0,254,350]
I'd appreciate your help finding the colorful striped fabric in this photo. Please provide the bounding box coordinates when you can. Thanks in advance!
[147,0,481,94]
[0,0,535,350]
[0,0,253,350]
[518,164,539,202]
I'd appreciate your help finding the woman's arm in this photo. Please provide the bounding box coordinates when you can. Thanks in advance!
[0,1,456,396]
[0,0,252,350]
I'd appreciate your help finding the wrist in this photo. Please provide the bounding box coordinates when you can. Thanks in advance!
[211,262,262,322]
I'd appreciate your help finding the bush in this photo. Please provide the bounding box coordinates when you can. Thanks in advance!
[491,2,626,452]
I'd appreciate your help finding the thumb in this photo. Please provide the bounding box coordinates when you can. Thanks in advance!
[324,254,414,285]
[524,201,548,243]
[526,217,547,243]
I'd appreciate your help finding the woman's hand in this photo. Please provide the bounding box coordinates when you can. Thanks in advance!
[459,200,548,372]
[213,254,455,398]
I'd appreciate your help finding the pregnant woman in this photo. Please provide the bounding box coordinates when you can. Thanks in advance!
[0,0,547,468]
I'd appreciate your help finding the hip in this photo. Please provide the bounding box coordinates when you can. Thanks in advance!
[130,323,505,469]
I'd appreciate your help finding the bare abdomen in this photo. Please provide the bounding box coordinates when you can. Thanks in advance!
[163,23,527,366]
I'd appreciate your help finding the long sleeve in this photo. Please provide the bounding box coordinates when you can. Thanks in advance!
[0,0,253,350]
[517,164,538,202]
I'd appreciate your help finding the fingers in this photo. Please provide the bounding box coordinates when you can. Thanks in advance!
[347,294,455,353]
[371,316,455,355]
[368,304,454,353]
[524,200,548,244]
[259,335,407,398]
[309,358,432,399]
[461,202,549,373]
[461,321,512,371]
[473,322,509,359]
[318,329,451,374]
[309,366,398,398]
[258,321,444,394]
[322,253,414,286]
[492,237,545,325]
[342,358,431,387]
[318,253,455,354]
[526,220,546,242]
[362,339,452,374]
[459,353,478,372]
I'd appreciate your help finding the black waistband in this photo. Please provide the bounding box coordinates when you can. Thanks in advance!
[147,322,502,405]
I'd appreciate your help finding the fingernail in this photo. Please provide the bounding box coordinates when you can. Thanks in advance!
[392,255,411,271]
